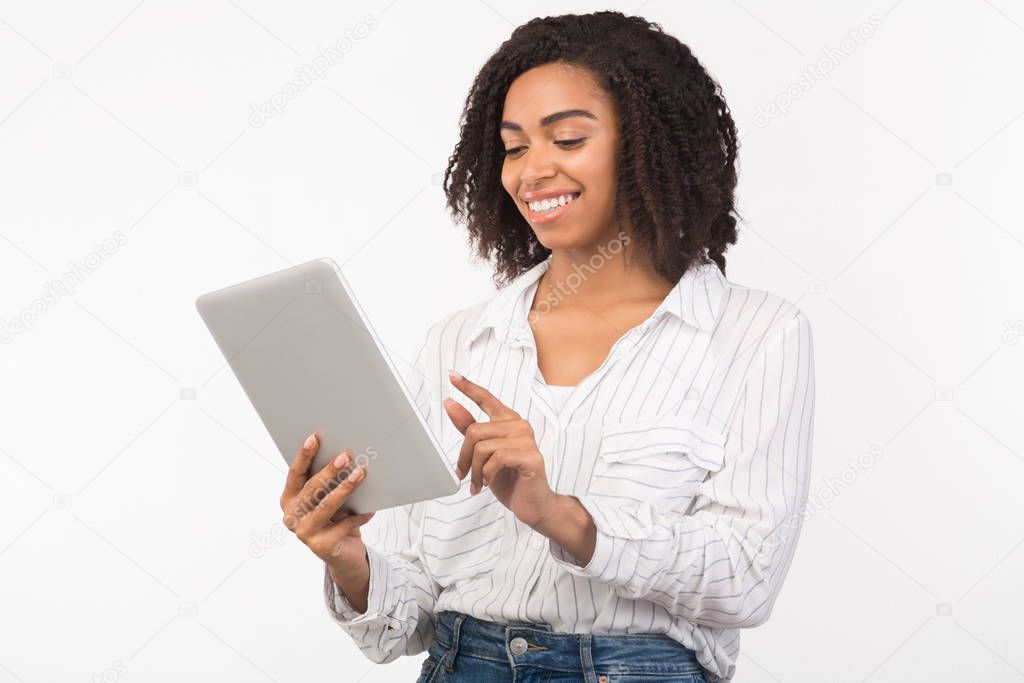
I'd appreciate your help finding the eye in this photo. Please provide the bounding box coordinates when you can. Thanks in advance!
[555,137,587,148]
[501,137,588,158]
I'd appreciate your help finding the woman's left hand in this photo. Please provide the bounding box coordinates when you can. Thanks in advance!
[443,370,560,530]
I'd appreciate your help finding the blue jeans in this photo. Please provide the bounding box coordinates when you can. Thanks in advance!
[416,610,708,682]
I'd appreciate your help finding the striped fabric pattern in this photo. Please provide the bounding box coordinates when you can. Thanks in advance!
[322,255,816,683]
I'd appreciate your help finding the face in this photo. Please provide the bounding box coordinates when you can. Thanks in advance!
[500,62,621,252]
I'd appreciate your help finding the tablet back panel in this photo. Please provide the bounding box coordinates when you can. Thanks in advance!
[196,258,458,514]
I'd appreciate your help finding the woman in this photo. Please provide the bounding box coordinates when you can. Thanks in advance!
[280,11,815,683]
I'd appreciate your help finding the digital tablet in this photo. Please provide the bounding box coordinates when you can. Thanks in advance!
[195,257,459,514]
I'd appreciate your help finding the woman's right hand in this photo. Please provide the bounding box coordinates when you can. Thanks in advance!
[279,432,375,580]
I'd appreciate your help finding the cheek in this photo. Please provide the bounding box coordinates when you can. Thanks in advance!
[500,164,518,201]
[571,149,616,226]
[590,142,617,184]
[568,144,615,192]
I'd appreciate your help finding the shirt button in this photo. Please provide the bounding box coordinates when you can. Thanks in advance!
[509,636,528,655]
[531,536,544,550]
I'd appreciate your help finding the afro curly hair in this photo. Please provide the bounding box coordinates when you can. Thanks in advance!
[443,10,742,288]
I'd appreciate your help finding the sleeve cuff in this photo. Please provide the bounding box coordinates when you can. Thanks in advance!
[323,544,396,626]
[545,494,647,588]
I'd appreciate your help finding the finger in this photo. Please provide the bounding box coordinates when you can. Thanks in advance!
[331,510,375,535]
[319,511,377,550]
[469,449,494,496]
[470,437,517,494]
[330,506,356,524]
[293,449,355,518]
[283,432,320,501]
[455,417,518,482]
[301,511,375,558]
[301,464,368,531]
[481,449,530,488]
[448,370,518,420]
[443,397,475,435]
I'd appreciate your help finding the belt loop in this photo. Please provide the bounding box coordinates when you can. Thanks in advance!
[578,633,597,683]
[445,612,467,673]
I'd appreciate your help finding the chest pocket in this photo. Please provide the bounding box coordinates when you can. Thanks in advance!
[419,484,506,587]
[588,413,727,513]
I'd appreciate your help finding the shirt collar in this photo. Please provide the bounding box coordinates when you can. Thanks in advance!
[464,254,728,349]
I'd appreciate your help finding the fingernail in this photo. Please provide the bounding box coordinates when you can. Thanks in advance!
[333,452,348,468]
[448,369,463,382]
[347,466,364,482]
[304,433,317,450]
[454,465,463,478]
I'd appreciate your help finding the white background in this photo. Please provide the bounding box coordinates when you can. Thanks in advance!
[1,1,1021,681]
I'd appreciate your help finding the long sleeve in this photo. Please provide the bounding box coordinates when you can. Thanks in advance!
[322,334,442,662]
[548,311,816,629]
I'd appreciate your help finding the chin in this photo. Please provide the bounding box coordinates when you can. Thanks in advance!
[532,223,608,253]
[532,229,583,251]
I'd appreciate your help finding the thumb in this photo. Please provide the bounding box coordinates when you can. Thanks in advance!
[443,397,475,434]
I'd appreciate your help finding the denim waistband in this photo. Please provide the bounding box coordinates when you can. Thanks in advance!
[432,610,703,677]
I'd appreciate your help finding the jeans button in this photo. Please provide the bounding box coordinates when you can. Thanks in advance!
[509,636,528,655]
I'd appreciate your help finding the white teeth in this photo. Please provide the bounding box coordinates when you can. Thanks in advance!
[528,193,579,212]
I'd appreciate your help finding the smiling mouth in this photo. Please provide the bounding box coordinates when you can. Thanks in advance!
[526,191,581,215]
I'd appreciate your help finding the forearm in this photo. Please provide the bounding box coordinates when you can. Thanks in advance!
[327,550,370,614]
[540,494,798,629]
[533,493,597,566]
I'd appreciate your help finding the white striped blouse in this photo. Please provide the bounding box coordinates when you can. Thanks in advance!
[322,254,816,683]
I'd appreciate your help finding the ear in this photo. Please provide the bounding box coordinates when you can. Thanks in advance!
[443,398,475,435]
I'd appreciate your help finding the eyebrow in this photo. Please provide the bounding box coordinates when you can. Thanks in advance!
[500,109,597,132]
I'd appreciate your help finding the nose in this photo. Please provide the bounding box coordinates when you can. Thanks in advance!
[519,144,557,188]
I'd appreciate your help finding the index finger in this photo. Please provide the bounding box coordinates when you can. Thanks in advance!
[448,370,518,420]
[283,432,320,499]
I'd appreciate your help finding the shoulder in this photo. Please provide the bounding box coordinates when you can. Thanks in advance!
[417,295,492,355]
[416,259,547,356]
[717,275,813,353]
[402,295,498,422]
[710,276,815,415]
[410,286,505,374]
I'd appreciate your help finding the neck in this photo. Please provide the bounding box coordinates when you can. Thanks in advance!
[539,240,672,308]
